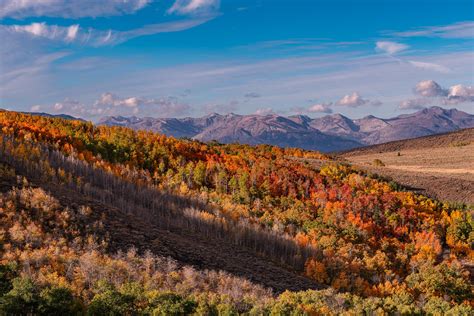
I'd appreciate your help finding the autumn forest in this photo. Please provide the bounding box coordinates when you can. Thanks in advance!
[0,110,472,315]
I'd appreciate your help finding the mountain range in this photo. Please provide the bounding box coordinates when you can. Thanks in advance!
[99,106,474,152]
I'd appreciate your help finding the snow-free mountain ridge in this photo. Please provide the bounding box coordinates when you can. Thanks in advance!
[99,106,474,152]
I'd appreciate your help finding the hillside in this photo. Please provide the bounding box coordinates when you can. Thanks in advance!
[342,128,474,205]
[0,110,472,314]
[343,127,474,155]
[99,106,474,152]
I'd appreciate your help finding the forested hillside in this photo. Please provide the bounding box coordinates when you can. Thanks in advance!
[0,110,472,314]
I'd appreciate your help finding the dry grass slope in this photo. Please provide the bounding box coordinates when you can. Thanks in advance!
[341,128,474,205]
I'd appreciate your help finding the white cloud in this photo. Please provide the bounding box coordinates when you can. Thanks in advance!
[30,105,41,112]
[375,41,409,55]
[414,80,448,97]
[168,0,219,15]
[53,102,64,110]
[413,80,474,104]
[391,21,474,39]
[10,22,81,42]
[96,93,141,108]
[66,24,79,41]
[446,84,474,104]
[254,108,275,115]
[290,102,333,115]
[307,103,333,113]
[408,61,451,74]
[336,92,382,108]
[19,22,49,37]
[401,80,474,109]
[336,92,364,107]
[0,0,150,18]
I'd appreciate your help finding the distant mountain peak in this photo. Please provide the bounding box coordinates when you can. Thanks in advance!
[329,113,350,119]
[362,114,376,119]
[203,112,222,118]
[99,106,474,152]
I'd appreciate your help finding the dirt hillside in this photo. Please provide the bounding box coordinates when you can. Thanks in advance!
[341,128,474,205]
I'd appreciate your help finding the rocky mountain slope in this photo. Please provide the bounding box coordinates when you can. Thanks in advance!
[100,106,474,152]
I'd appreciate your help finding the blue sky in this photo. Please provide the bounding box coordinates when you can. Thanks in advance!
[0,0,473,121]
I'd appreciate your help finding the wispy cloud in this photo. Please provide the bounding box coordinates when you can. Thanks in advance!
[408,60,451,74]
[237,38,364,53]
[0,0,150,18]
[168,0,220,16]
[110,49,471,116]
[375,41,409,55]
[4,18,212,47]
[389,21,474,39]
[0,0,218,101]
[374,41,450,73]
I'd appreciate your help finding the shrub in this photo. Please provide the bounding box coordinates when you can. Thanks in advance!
[39,286,82,315]
[0,263,17,296]
[0,277,39,315]
[372,159,385,167]
[147,291,197,315]
[450,141,470,147]
[88,281,138,315]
